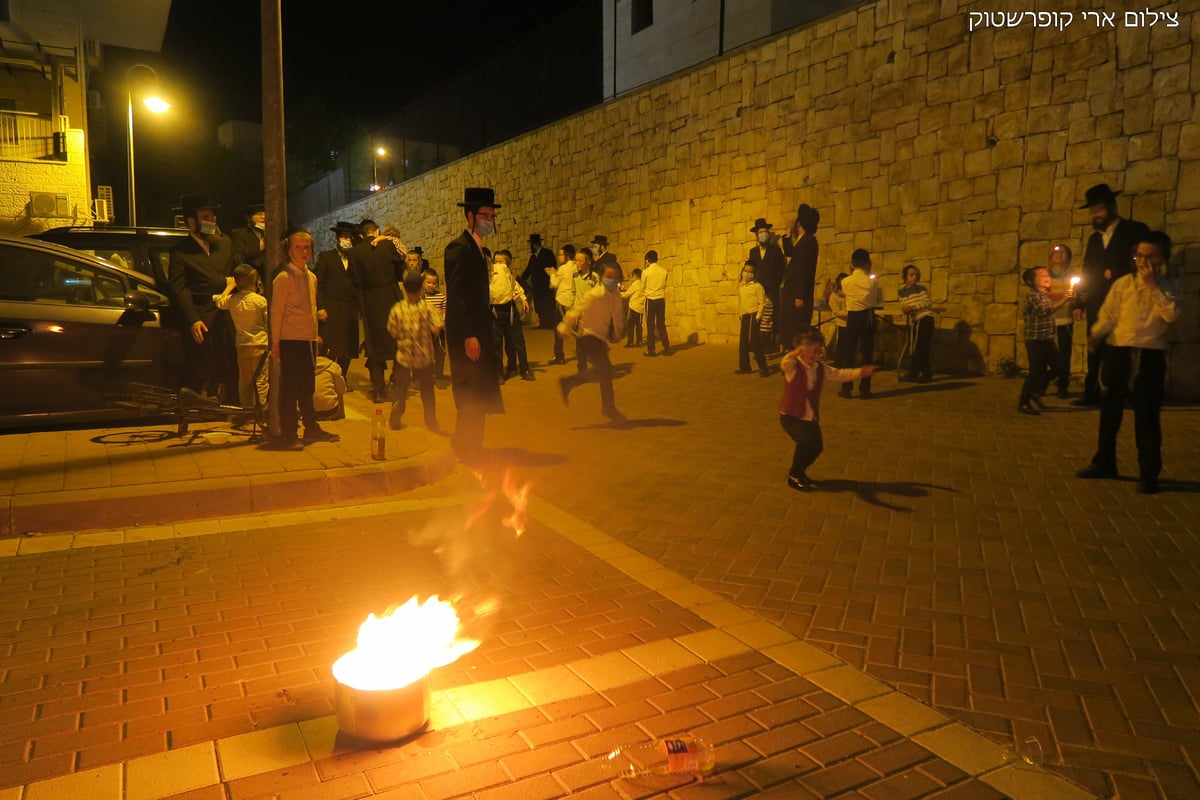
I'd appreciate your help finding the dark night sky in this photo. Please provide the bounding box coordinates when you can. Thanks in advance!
[160,0,596,130]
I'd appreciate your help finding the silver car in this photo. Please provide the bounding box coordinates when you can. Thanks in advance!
[0,236,183,428]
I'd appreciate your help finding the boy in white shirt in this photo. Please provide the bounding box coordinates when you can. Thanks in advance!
[557,263,626,422]
[737,260,769,375]
[214,264,269,410]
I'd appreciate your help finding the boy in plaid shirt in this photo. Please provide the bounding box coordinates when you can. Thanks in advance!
[387,269,444,431]
[1019,266,1073,415]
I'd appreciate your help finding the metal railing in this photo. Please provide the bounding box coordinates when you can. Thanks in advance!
[0,111,60,160]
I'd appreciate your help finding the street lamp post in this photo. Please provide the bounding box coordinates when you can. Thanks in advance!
[126,64,171,227]
[371,144,386,192]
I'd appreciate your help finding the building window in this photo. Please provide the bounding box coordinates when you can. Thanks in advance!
[631,0,653,34]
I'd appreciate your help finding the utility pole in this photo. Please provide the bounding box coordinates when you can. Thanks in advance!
[261,0,286,439]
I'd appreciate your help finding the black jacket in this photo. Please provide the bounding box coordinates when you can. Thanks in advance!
[1079,217,1150,313]
[168,234,235,326]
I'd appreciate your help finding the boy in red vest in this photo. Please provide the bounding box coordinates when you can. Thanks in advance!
[780,329,875,491]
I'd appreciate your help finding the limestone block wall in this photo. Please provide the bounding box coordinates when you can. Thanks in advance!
[304,0,1200,397]
[0,129,92,235]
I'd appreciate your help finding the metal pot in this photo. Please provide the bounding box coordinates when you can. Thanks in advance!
[334,672,430,742]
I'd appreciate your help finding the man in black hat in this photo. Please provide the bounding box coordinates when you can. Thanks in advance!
[314,222,360,384]
[748,218,786,351]
[349,218,404,401]
[230,204,267,284]
[521,233,558,329]
[1072,183,1150,405]
[444,187,505,458]
[168,195,237,400]
[592,235,622,277]
[783,204,821,334]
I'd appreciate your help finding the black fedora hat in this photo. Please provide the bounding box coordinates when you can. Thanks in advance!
[457,187,501,208]
[330,221,357,235]
[529,233,543,244]
[412,246,424,255]
[1080,183,1121,209]
[750,218,773,232]
[591,235,609,247]
[242,203,265,218]
[180,194,220,218]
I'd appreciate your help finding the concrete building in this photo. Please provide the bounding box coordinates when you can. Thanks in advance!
[218,119,263,160]
[0,0,171,234]
[601,0,862,98]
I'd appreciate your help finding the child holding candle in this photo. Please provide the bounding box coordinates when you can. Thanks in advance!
[1048,245,1080,399]
[779,329,875,491]
[1019,266,1074,415]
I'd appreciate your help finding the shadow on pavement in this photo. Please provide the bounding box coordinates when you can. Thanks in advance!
[853,380,978,400]
[481,447,569,467]
[573,417,688,431]
[813,478,956,510]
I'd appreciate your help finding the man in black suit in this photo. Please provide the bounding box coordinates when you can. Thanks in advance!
[229,204,267,285]
[349,218,403,402]
[444,187,505,458]
[747,218,786,351]
[1072,183,1150,405]
[782,204,820,334]
[314,221,360,385]
[168,194,237,400]
[521,233,558,329]
[592,235,622,277]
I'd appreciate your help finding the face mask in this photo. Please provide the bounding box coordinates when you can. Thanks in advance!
[601,277,618,291]
[474,218,494,238]
[337,238,353,251]
[253,222,265,231]
[757,231,770,244]
[199,221,217,236]
[743,272,754,282]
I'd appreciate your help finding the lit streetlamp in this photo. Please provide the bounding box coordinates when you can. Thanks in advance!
[126,64,171,227]
[371,145,386,192]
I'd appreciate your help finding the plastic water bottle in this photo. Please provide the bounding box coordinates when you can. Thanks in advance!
[370,408,386,460]
[601,736,715,778]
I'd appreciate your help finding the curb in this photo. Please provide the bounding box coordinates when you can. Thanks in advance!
[3,434,457,537]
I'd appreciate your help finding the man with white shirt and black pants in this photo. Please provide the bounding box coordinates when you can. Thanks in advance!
[641,250,671,356]
[1076,230,1179,494]
[557,262,626,422]
[837,249,880,398]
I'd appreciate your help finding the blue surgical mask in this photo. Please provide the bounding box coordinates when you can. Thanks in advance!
[199,220,217,236]
[474,218,494,238]
[601,277,618,291]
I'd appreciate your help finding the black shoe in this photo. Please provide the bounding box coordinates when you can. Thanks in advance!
[603,406,626,423]
[520,372,536,382]
[918,375,932,384]
[1056,388,1070,399]
[1017,403,1040,416]
[558,376,570,406]
[550,356,566,365]
[837,390,853,399]
[859,391,873,400]
[644,350,657,357]
[899,373,917,382]
[1029,395,1046,410]
[1138,477,1160,494]
[759,368,773,377]
[662,348,674,356]
[735,368,752,374]
[786,474,816,492]
[302,429,341,444]
[1076,463,1117,479]
[1071,395,1100,407]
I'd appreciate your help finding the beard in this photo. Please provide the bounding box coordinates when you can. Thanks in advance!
[1092,216,1114,232]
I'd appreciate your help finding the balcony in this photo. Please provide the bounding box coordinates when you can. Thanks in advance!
[0,111,70,161]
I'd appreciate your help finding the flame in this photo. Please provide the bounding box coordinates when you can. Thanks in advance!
[332,596,480,692]
[501,470,530,537]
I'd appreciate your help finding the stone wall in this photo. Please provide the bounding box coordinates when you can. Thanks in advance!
[303,0,1200,397]
[0,129,93,235]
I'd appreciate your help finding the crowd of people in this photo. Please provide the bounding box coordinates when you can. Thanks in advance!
[164,181,1180,492]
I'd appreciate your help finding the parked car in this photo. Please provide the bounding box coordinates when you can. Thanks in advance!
[0,236,184,428]
[28,225,188,290]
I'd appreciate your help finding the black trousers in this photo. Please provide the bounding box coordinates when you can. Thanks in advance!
[390,364,437,429]
[838,310,874,394]
[780,414,823,479]
[1053,324,1073,392]
[491,302,528,375]
[909,316,934,379]
[739,313,767,372]
[626,310,643,346]
[278,339,317,440]
[553,303,568,361]
[562,336,617,414]
[1082,305,1105,399]
[1020,339,1057,405]
[645,298,670,353]
[1091,347,1166,479]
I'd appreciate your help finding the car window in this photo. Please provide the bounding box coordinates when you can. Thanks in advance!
[149,248,172,281]
[0,244,126,306]
[132,277,170,307]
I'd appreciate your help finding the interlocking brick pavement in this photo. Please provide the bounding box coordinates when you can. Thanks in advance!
[3,330,1198,797]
